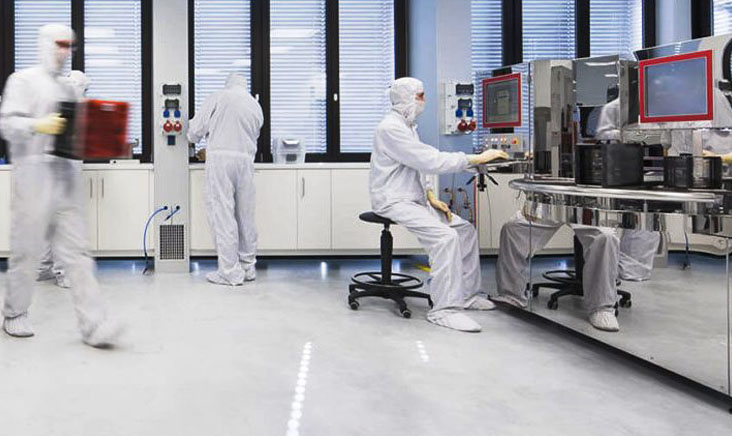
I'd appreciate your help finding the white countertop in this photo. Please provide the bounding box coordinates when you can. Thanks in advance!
[0,162,369,171]
[0,162,153,171]
[189,162,370,170]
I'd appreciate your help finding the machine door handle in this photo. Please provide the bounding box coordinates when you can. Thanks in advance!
[301,177,306,199]
[101,178,105,198]
[89,178,93,199]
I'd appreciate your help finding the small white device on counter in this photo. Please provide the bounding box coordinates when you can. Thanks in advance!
[272,137,306,164]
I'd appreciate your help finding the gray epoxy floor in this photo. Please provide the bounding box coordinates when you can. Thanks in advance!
[0,257,731,436]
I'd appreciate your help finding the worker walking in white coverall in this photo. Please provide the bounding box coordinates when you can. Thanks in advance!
[0,25,123,347]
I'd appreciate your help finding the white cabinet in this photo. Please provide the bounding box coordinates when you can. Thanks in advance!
[330,168,419,250]
[0,171,11,252]
[476,173,572,252]
[83,171,99,251]
[297,170,331,249]
[255,169,298,250]
[331,170,380,250]
[483,173,524,250]
[189,170,214,251]
[96,170,151,252]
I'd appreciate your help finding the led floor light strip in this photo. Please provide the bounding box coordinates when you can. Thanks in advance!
[287,342,313,436]
[416,340,430,363]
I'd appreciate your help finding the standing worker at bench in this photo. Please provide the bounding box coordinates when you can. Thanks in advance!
[369,77,508,332]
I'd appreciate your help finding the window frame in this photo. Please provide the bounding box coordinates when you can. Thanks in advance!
[2,0,152,163]
[188,0,408,163]
[498,0,656,64]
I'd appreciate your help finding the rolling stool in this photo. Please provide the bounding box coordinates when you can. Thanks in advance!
[531,236,632,312]
[348,212,433,318]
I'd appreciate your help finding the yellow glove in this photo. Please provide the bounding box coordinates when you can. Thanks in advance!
[34,113,66,135]
[427,189,452,222]
[468,149,509,165]
[702,150,732,164]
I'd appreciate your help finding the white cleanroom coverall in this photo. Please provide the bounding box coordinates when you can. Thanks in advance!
[37,70,91,289]
[188,73,264,286]
[370,78,482,314]
[0,25,121,346]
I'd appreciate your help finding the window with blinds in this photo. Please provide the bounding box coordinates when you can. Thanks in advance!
[270,0,327,154]
[193,0,251,110]
[339,0,395,154]
[714,0,732,35]
[14,0,72,72]
[590,0,643,59]
[471,0,502,150]
[523,0,575,61]
[85,0,143,154]
[192,0,251,152]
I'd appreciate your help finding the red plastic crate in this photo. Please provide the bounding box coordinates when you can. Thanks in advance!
[79,99,130,159]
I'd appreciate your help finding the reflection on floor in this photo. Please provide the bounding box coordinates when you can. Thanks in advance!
[0,257,730,436]
[529,253,730,393]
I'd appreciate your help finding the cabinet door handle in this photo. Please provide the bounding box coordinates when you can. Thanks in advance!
[101,178,105,198]
[301,177,305,199]
[89,178,93,199]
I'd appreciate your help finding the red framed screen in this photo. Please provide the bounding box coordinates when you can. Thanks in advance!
[639,50,714,123]
[482,73,522,128]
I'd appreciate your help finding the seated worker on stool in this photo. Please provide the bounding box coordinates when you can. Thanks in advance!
[369,77,508,333]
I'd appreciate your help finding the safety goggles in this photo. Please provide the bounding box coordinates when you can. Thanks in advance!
[55,40,77,50]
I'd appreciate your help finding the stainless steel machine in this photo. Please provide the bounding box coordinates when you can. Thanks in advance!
[491,34,732,403]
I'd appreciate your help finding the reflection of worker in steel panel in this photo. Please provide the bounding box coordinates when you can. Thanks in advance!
[596,85,660,282]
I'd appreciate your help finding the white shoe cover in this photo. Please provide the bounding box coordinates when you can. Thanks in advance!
[82,318,125,348]
[464,295,496,311]
[427,310,481,332]
[206,271,243,286]
[55,274,71,289]
[490,294,528,309]
[3,314,35,338]
[244,266,256,282]
[589,309,620,332]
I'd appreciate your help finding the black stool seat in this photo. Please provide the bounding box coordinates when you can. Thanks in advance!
[348,211,432,318]
[359,211,395,225]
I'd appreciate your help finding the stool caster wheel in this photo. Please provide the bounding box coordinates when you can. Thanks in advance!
[619,298,632,308]
[428,298,434,309]
[349,301,360,310]
[547,300,558,310]
[401,309,412,319]
[531,287,539,298]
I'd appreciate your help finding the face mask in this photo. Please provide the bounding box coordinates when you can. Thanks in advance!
[414,100,425,117]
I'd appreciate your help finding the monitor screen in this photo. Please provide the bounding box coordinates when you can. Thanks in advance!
[640,50,713,123]
[482,73,522,128]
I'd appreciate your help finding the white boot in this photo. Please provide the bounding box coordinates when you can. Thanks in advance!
[244,265,256,282]
[82,318,125,348]
[3,314,35,338]
[464,295,496,311]
[589,309,620,332]
[427,310,481,332]
[206,271,243,286]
